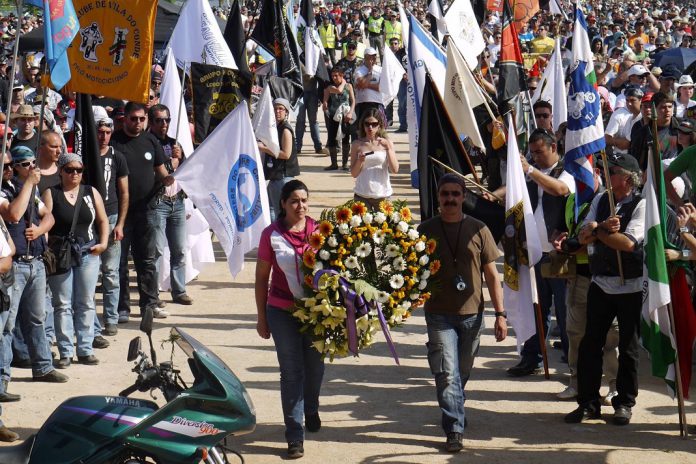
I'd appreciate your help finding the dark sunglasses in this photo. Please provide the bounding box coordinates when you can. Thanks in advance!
[153,117,171,124]
[439,190,462,197]
[148,94,156,100]
[63,167,84,174]
[364,121,380,128]
[129,116,146,122]
[3,164,12,171]
[14,159,35,168]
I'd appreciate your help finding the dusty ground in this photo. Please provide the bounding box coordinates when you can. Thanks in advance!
[2,124,695,463]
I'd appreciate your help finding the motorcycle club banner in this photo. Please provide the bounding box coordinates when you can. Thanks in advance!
[190,62,252,144]
[64,0,157,103]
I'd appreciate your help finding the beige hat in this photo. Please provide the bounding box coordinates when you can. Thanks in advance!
[10,104,35,119]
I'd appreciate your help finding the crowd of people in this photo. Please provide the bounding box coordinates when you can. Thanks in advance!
[0,0,694,458]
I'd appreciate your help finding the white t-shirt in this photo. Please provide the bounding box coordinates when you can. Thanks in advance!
[0,227,11,258]
[354,150,392,199]
[532,164,576,253]
[354,64,383,105]
[605,108,641,154]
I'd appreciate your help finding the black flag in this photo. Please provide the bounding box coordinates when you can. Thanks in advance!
[268,76,304,108]
[189,63,252,143]
[74,93,106,198]
[224,0,251,76]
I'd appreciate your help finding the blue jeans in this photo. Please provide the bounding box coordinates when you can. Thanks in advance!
[397,78,408,129]
[152,197,187,298]
[95,214,121,333]
[520,257,568,364]
[49,253,100,358]
[267,306,325,443]
[267,177,293,221]
[425,311,483,435]
[295,92,322,152]
[1,260,53,383]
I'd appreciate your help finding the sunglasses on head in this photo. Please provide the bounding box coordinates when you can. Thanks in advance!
[153,117,171,124]
[129,116,146,122]
[63,167,83,174]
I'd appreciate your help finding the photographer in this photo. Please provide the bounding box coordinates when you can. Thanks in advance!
[417,174,507,453]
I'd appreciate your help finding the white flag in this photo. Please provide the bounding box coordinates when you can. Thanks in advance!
[379,46,405,106]
[174,102,271,277]
[444,0,485,70]
[503,114,542,353]
[252,84,280,157]
[304,27,322,77]
[160,48,195,157]
[531,38,567,132]
[444,42,485,149]
[168,0,237,70]
[427,0,448,40]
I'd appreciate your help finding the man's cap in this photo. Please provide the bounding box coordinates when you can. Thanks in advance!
[626,64,650,77]
[599,153,641,173]
[273,98,291,112]
[92,105,108,122]
[364,47,377,55]
[437,173,466,191]
[677,118,696,134]
[641,91,655,104]
[151,70,163,82]
[112,106,125,119]
[97,117,114,128]
[11,104,35,119]
[347,40,357,48]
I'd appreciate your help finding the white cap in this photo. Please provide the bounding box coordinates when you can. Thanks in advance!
[364,47,377,55]
[92,105,109,122]
[626,64,650,77]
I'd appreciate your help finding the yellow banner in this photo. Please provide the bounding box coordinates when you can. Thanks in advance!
[65,0,157,103]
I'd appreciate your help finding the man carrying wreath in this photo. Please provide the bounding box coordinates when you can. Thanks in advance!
[417,174,508,453]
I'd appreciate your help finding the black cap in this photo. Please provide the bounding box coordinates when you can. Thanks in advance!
[677,118,696,134]
[599,153,641,173]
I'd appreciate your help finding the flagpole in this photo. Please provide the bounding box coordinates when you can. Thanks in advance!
[174,61,187,145]
[428,156,503,203]
[598,149,625,285]
[666,300,689,438]
[0,0,24,175]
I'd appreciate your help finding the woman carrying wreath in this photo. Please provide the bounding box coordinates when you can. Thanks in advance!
[254,179,324,460]
[349,108,399,210]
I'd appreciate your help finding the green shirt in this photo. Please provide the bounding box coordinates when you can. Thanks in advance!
[667,145,696,194]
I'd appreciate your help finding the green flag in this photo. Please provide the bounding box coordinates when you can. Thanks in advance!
[641,146,677,397]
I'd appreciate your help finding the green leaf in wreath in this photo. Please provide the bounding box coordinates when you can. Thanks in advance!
[353,279,380,302]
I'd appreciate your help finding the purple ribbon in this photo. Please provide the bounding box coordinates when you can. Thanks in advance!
[312,270,400,365]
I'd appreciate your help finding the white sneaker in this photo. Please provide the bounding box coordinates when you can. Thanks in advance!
[557,386,578,400]
[602,390,618,406]
[153,308,170,319]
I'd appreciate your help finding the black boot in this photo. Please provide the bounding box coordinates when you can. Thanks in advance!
[341,143,350,170]
[324,147,338,170]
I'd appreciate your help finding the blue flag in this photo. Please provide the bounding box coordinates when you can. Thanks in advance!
[27,0,79,90]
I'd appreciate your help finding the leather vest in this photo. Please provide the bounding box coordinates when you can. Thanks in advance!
[527,162,567,241]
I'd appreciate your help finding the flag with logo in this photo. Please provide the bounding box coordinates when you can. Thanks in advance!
[168,0,237,70]
[503,114,542,352]
[641,146,677,397]
[73,93,106,198]
[160,48,195,157]
[224,0,252,76]
[190,62,252,144]
[64,0,156,102]
[444,41,485,149]
[497,0,527,114]
[252,83,280,157]
[444,0,486,70]
[174,101,271,278]
[427,0,447,41]
[531,38,567,132]
[565,7,605,210]
[407,14,447,187]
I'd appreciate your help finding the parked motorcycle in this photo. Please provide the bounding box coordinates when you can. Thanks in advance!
[0,309,256,463]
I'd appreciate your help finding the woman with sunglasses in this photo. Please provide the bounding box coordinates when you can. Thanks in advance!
[42,153,108,368]
[349,108,398,210]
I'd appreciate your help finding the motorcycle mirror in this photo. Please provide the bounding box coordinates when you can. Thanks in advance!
[127,337,142,362]
[140,307,154,335]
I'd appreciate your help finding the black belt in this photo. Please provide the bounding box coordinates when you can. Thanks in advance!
[16,255,41,263]
[159,191,184,201]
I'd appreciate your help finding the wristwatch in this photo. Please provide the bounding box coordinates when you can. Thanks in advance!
[679,226,690,235]
[494,311,507,319]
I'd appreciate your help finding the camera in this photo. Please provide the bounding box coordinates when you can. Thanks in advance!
[561,237,583,253]
[453,275,467,292]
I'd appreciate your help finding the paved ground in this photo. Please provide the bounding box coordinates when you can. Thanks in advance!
[2,123,695,463]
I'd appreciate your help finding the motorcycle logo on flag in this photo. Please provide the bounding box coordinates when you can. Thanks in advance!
[228,154,263,233]
[79,22,103,62]
[568,62,600,128]
[110,27,128,65]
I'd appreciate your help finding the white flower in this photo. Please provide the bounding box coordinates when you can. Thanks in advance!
[374,212,387,224]
[381,264,393,273]
[393,257,407,272]
[407,228,420,240]
[397,221,409,233]
[363,212,374,224]
[415,240,426,252]
[345,256,359,269]
[338,223,350,235]
[400,301,411,310]
[313,261,324,272]
[419,255,430,266]
[376,291,390,304]
[385,244,400,258]
[319,249,330,260]
[372,230,385,244]
[356,242,372,258]
[410,292,420,300]
[389,274,405,289]
[421,269,431,280]
[340,270,353,280]
[418,279,427,290]
[327,236,338,248]
[350,215,362,227]
[390,212,401,223]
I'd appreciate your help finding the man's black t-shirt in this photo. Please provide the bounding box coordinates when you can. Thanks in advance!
[11,131,38,153]
[336,56,362,85]
[38,170,60,194]
[100,146,129,216]
[110,130,165,208]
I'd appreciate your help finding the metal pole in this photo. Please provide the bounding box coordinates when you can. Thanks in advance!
[666,300,689,438]
[173,61,187,146]
[429,156,503,203]
[598,149,625,285]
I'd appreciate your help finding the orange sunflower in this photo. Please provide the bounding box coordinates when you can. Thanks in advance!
[318,220,334,237]
[309,232,325,249]
[351,202,367,216]
[336,207,352,223]
[426,239,437,255]
[303,249,316,268]
[400,207,412,222]
[429,260,441,275]
[379,200,394,215]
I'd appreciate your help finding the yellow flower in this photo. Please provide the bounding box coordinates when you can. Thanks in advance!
[351,202,368,216]
[400,207,412,222]
[336,207,353,223]
[380,200,394,215]
[309,232,325,249]
[292,309,309,322]
[313,339,326,353]
[313,324,326,336]
[318,221,334,237]
[356,315,370,333]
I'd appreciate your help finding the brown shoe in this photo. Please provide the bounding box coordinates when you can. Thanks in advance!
[0,425,19,442]
[173,294,193,305]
